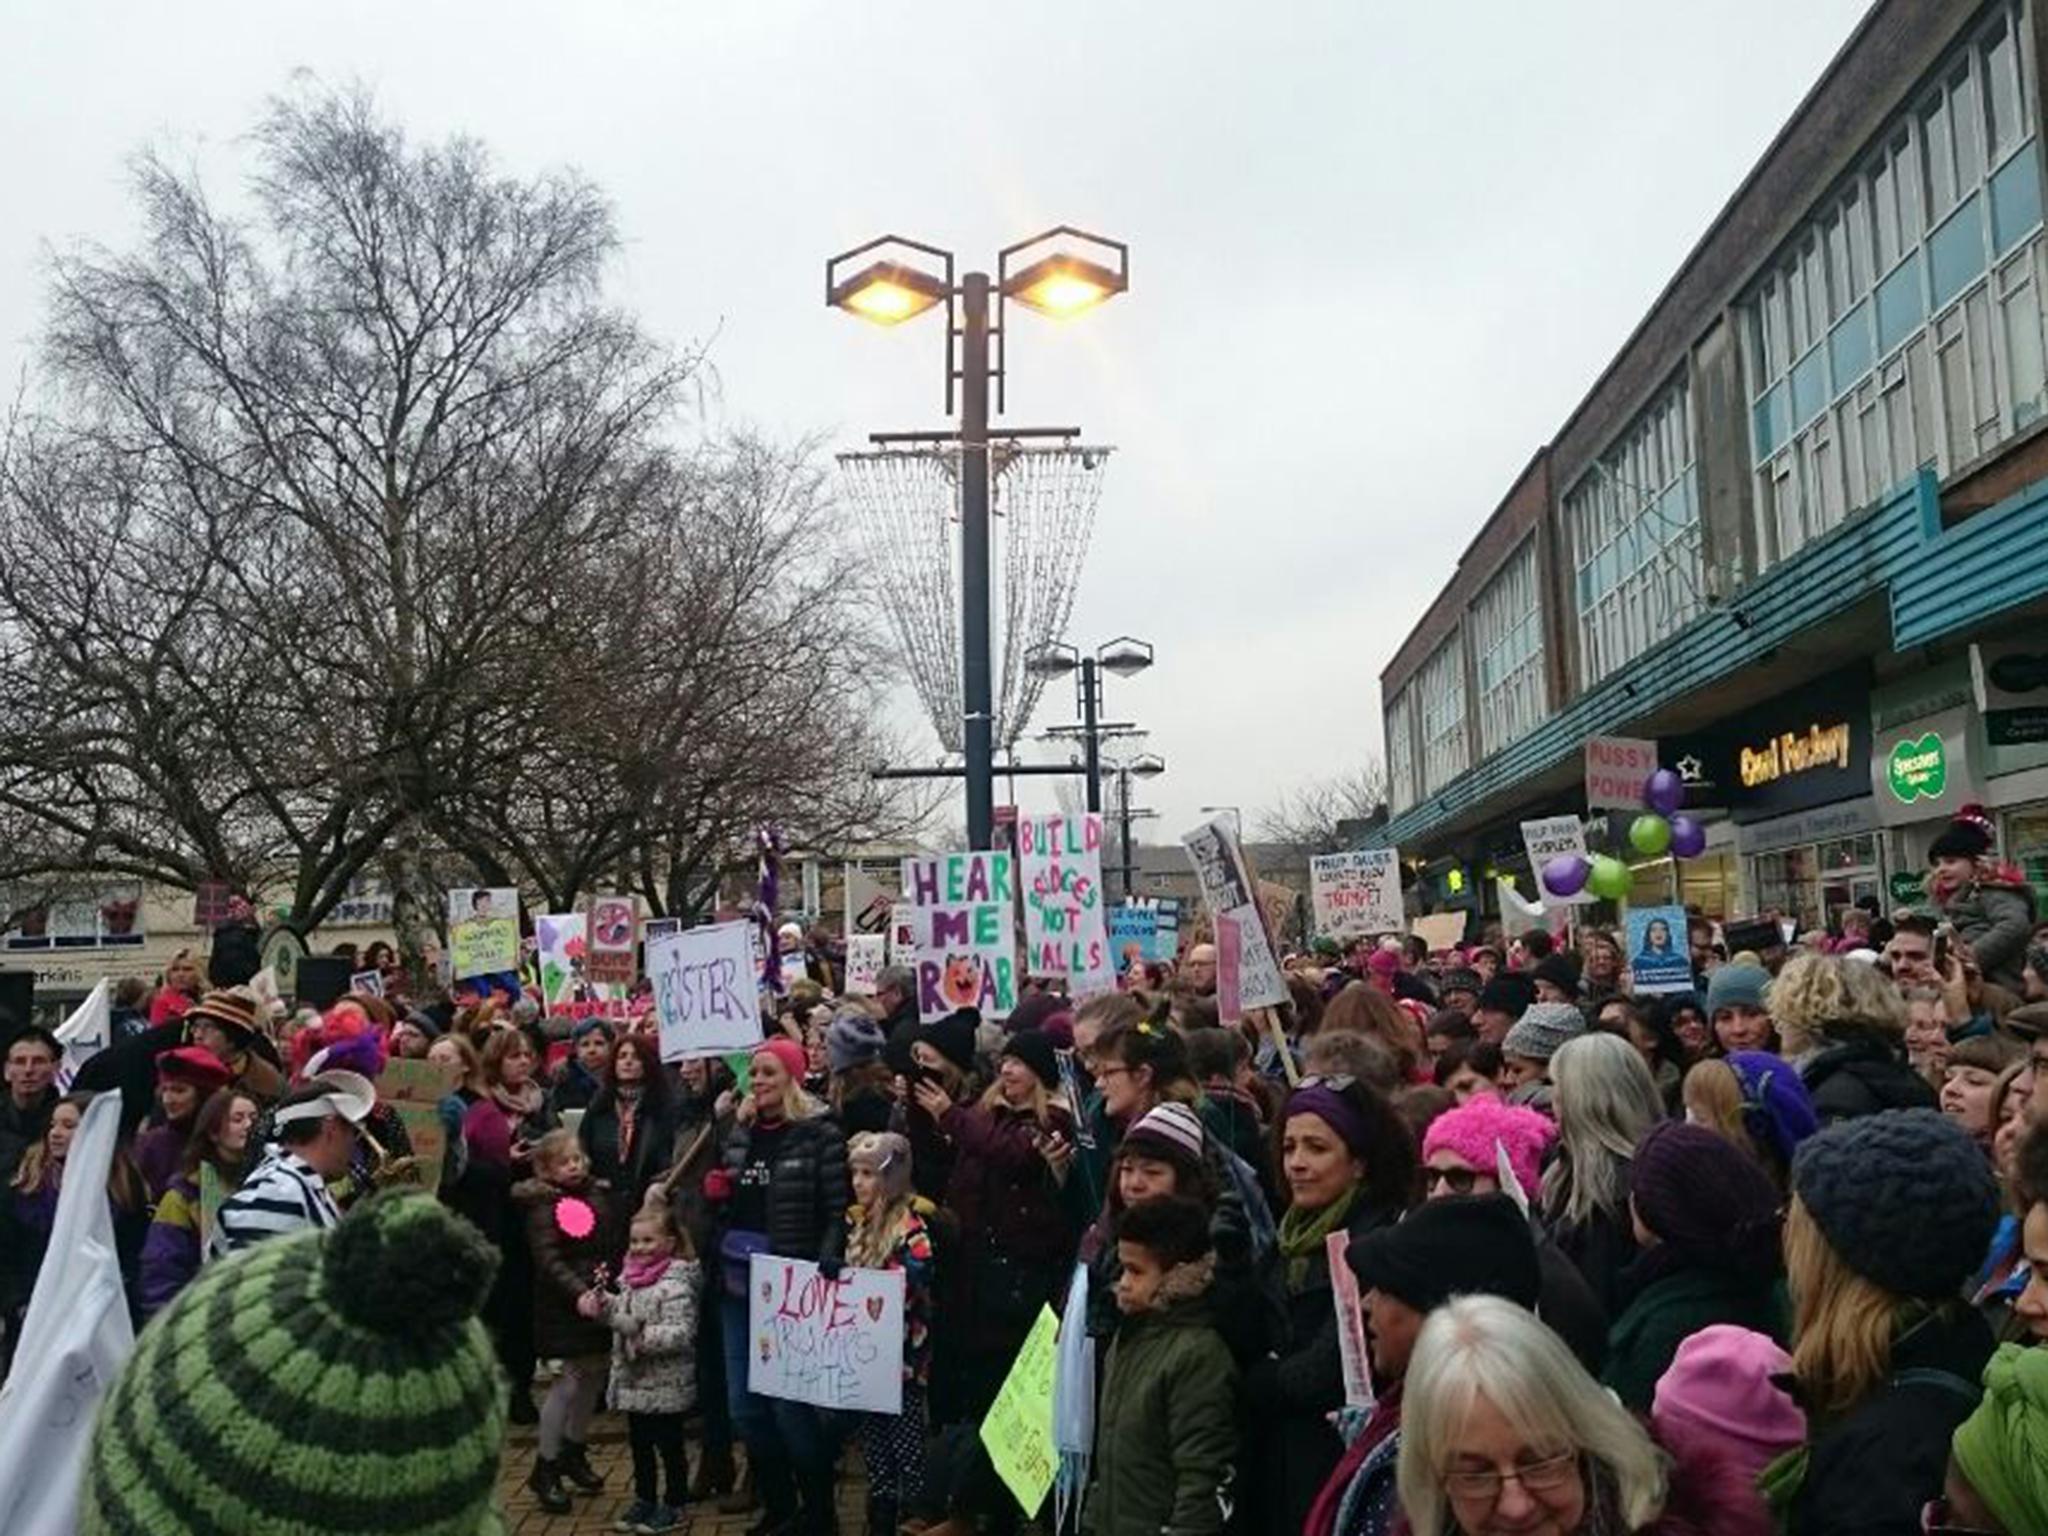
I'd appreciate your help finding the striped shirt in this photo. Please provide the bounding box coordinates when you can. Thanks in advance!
[207,1147,341,1259]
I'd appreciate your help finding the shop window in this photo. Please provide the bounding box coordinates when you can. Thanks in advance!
[2008,807,2048,911]
[3,882,147,950]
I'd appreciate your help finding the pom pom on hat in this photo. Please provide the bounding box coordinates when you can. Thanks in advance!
[1929,803,1996,863]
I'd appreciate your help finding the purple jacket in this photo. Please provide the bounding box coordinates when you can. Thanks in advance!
[138,1175,203,1318]
[134,1119,191,1202]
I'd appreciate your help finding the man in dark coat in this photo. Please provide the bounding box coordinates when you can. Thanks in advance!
[0,1024,61,1186]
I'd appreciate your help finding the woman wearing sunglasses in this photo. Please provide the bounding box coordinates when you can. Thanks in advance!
[1241,1074,1414,1536]
[1398,1294,1667,1536]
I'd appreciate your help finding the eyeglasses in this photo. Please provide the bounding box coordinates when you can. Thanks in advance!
[1442,1450,1579,1505]
[1424,1165,1481,1195]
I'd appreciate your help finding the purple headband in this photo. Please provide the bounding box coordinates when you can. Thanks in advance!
[1285,1084,1375,1159]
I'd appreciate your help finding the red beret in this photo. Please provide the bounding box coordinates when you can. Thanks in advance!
[156,1044,231,1092]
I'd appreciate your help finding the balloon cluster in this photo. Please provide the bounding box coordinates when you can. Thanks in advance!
[1540,767,1706,902]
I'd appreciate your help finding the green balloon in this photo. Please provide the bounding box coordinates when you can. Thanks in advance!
[1587,854,1631,901]
[1630,813,1673,857]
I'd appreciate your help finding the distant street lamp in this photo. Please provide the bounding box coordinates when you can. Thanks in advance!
[1111,752,1168,900]
[1027,637,1155,814]
[828,228,1130,850]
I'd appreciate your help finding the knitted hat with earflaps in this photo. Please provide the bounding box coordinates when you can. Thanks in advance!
[81,1189,507,1535]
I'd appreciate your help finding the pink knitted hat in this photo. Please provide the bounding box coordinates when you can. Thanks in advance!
[1652,1325,1804,1459]
[1421,1098,1556,1201]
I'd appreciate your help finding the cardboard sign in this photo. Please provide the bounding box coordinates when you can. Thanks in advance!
[1181,818,1286,1008]
[1108,904,1159,972]
[642,918,683,943]
[1625,904,1693,994]
[844,934,887,997]
[903,852,1018,1024]
[1584,736,1659,811]
[979,1304,1060,1516]
[747,1253,906,1414]
[375,1056,460,1190]
[1310,849,1404,939]
[888,903,918,968]
[586,895,639,987]
[1017,813,1113,997]
[349,969,384,999]
[1326,1230,1375,1411]
[648,920,765,1062]
[1520,816,1594,906]
[447,888,518,980]
[534,912,587,1006]
[1409,911,1468,955]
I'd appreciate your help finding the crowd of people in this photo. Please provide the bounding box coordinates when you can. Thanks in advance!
[5,805,2048,1535]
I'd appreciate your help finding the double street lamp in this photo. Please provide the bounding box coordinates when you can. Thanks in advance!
[1108,752,1168,901]
[827,227,1130,850]
[1026,636,1154,815]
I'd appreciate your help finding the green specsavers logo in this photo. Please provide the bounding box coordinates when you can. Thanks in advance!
[1886,732,1946,803]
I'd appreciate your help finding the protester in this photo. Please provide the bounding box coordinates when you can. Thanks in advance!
[1396,1294,1667,1536]
[1772,952,1937,1121]
[1325,982,1425,1082]
[2,1092,147,1344]
[1542,1034,1661,1314]
[1680,1050,1819,1189]
[903,1008,978,1201]
[1500,1001,1586,1104]
[1775,1108,1999,1532]
[1470,973,1534,1046]
[846,1131,936,1536]
[1084,1197,1239,1536]
[1928,804,2036,992]
[0,1022,61,1186]
[584,1199,702,1535]
[1430,1038,1503,1105]
[80,1190,507,1536]
[1244,1075,1415,1536]
[1943,1342,2048,1534]
[1606,996,1686,1113]
[209,1071,372,1256]
[178,988,288,1105]
[1658,992,1711,1063]
[1706,961,1776,1054]
[137,1087,259,1317]
[1903,983,1955,1086]
[1942,1033,2027,1154]
[148,948,205,1026]
[1601,1120,1785,1410]
[1306,1195,1543,1536]
[550,1017,613,1114]
[1650,1326,1804,1536]
[578,1031,678,1218]
[827,1008,895,1137]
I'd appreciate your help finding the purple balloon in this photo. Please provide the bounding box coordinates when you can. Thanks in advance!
[1644,767,1686,815]
[1668,814,1706,859]
[1542,853,1591,897]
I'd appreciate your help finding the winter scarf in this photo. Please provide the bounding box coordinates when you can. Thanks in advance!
[623,1251,674,1289]
[1278,1183,1360,1291]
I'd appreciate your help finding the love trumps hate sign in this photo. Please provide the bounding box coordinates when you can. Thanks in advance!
[748,1254,906,1414]
[903,851,1019,1024]
[1017,813,1114,997]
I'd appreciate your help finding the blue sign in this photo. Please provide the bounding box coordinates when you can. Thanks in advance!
[1625,905,1692,994]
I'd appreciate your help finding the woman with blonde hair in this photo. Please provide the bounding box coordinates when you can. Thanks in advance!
[1397,1294,1667,1536]
[1771,952,1934,1123]
[1542,1033,1663,1315]
[1773,1109,1999,1533]
[1681,1050,1818,1190]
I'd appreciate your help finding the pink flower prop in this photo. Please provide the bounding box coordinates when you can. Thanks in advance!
[555,1196,596,1240]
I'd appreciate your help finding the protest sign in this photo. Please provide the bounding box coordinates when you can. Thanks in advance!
[1107,904,1158,972]
[586,895,639,987]
[1585,736,1659,810]
[643,917,683,943]
[448,888,518,979]
[844,934,887,996]
[1216,911,1244,1025]
[747,1253,905,1414]
[979,1304,1060,1517]
[1017,813,1113,996]
[1326,1230,1375,1410]
[1410,911,1467,954]
[374,1056,460,1189]
[1520,816,1594,906]
[888,903,918,967]
[648,921,764,1062]
[1181,818,1286,1008]
[535,912,587,1005]
[779,949,810,992]
[1310,849,1404,939]
[349,969,384,999]
[1625,904,1693,994]
[903,851,1018,1024]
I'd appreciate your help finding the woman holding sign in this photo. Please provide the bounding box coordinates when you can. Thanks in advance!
[705,1037,847,1536]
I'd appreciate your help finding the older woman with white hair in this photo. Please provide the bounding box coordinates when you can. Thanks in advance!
[1398,1294,1667,1536]
[1541,1033,1664,1315]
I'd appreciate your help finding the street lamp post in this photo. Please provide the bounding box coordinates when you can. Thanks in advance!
[1027,637,1154,816]
[1111,752,1168,900]
[827,228,1130,850]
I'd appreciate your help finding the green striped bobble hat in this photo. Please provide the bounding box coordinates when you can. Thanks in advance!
[82,1188,508,1535]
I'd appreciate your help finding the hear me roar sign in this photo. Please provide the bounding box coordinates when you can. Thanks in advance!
[903,850,1019,1024]
[1017,813,1113,998]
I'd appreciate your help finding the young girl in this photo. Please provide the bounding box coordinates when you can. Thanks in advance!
[846,1131,936,1536]
[583,1200,702,1535]
[137,1087,259,1317]
[516,1127,620,1514]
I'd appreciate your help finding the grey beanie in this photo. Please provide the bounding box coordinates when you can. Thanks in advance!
[1706,961,1771,1016]
[826,1010,886,1074]
[1502,1002,1587,1063]
[1791,1108,1998,1299]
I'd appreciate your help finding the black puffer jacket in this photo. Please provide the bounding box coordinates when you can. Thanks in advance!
[719,1109,847,1264]
[1800,1031,1937,1125]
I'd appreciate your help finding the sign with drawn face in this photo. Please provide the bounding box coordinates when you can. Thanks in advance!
[902,852,1017,1024]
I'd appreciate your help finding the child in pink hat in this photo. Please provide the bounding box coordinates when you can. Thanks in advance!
[1650,1324,1805,1536]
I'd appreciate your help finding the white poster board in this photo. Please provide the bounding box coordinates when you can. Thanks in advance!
[1309,849,1404,939]
[1520,816,1594,906]
[1181,818,1287,1009]
[448,887,519,978]
[1017,813,1114,997]
[748,1253,906,1413]
[648,920,764,1062]
[902,851,1019,1023]
[844,934,887,997]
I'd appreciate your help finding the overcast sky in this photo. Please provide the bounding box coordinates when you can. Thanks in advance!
[3,1,1872,840]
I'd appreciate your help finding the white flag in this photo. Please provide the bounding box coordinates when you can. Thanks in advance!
[51,980,111,1091]
[0,1090,137,1534]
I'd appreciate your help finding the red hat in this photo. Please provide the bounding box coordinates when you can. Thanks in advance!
[156,1044,231,1093]
[752,1037,806,1082]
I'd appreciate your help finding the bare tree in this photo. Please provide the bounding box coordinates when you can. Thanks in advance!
[1254,761,1389,855]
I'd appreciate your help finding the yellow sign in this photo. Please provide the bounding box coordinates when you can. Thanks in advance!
[979,1305,1060,1516]
[1738,722,1852,788]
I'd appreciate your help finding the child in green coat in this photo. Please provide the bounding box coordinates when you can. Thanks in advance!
[1086,1197,1239,1536]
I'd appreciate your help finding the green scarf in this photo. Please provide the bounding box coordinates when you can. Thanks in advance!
[1277,1184,1361,1291]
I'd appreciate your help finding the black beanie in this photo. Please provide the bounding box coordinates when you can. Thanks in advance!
[1346,1194,1541,1313]
[1532,953,1582,1000]
[919,1009,980,1073]
[1477,972,1536,1018]
[1928,805,1995,864]
[1792,1108,1998,1299]
[1001,1028,1060,1090]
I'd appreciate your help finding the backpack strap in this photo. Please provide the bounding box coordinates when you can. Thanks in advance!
[1889,1366,1979,1404]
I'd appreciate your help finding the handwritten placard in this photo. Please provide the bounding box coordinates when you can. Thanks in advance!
[648,920,764,1062]
[748,1253,905,1413]
[1310,849,1404,940]
[447,888,518,979]
[1585,735,1659,811]
[1018,813,1113,997]
[1182,818,1286,1008]
[586,895,639,987]
[1520,816,1594,907]
[903,851,1018,1024]
[844,934,887,997]
[979,1304,1060,1516]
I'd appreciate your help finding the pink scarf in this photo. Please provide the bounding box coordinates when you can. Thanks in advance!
[622,1253,673,1289]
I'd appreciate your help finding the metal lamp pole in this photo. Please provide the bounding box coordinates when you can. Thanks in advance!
[959,272,996,847]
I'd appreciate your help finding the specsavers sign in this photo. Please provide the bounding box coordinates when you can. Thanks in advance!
[1870,709,1983,827]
